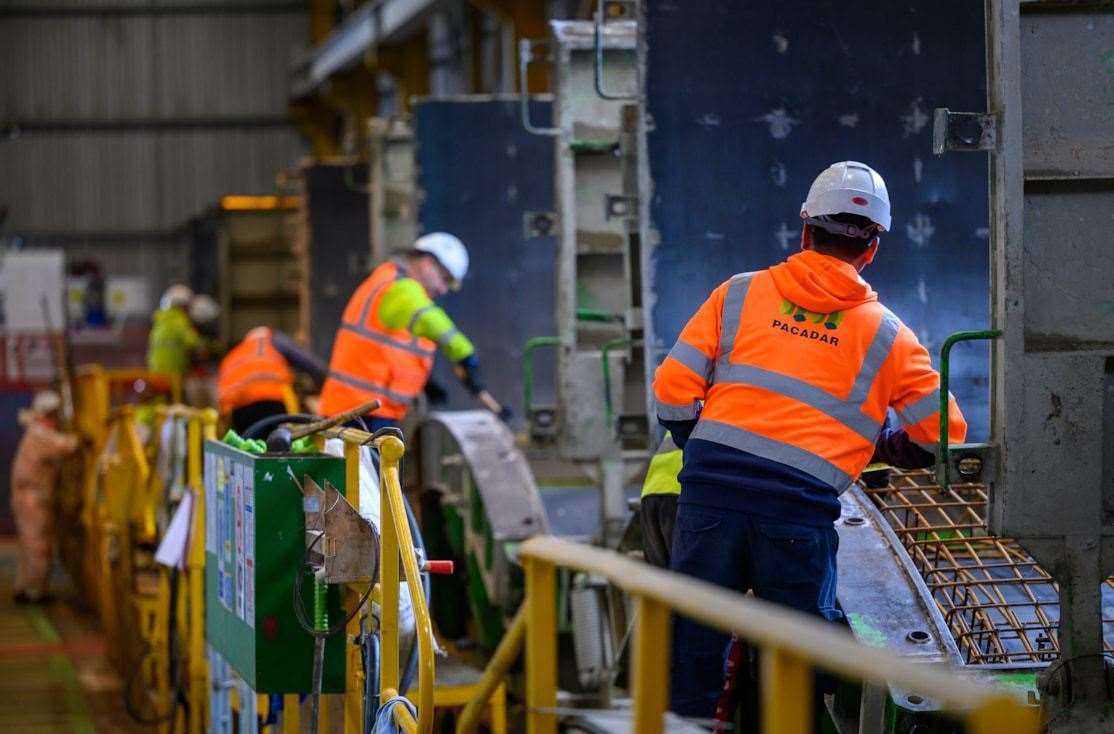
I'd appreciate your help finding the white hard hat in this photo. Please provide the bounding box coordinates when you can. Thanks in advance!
[31,390,61,415]
[414,232,469,285]
[189,294,220,324]
[160,284,194,310]
[800,161,891,233]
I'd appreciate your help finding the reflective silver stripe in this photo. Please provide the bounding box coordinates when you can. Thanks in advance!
[656,397,699,421]
[326,370,413,404]
[848,308,902,403]
[255,335,266,357]
[692,419,853,492]
[340,323,436,357]
[436,327,461,348]
[225,371,288,392]
[714,363,881,441]
[896,389,944,428]
[407,304,434,332]
[667,340,713,383]
[718,272,755,363]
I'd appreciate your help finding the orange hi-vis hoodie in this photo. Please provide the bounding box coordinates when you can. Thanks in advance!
[653,250,967,526]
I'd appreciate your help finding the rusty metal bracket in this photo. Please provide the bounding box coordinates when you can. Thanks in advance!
[932,108,997,155]
[301,476,379,584]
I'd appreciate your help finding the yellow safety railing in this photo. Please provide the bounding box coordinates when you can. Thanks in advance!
[517,536,1039,734]
[63,362,213,734]
[323,426,436,734]
[153,405,218,734]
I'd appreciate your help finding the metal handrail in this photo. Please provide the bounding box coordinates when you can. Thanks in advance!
[518,39,560,136]
[522,336,560,416]
[518,535,1037,734]
[324,426,435,734]
[593,0,637,101]
[938,330,1001,488]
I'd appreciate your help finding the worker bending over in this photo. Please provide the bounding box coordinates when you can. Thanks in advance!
[10,391,78,604]
[146,284,219,384]
[218,327,328,435]
[320,232,506,430]
[654,161,966,716]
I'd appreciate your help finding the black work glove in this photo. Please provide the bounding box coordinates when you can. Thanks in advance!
[455,354,485,396]
[423,378,449,407]
[497,405,513,423]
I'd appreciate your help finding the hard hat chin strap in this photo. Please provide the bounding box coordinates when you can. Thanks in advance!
[803,216,880,240]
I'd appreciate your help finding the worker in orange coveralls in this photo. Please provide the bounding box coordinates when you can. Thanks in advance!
[10,390,78,604]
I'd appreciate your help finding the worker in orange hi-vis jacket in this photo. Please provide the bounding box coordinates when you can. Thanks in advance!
[653,161,967,717]
[10,391,78,604]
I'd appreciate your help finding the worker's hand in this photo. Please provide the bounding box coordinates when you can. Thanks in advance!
[496,405,513,423]
[455,355,485,396]
[423,379,449,406]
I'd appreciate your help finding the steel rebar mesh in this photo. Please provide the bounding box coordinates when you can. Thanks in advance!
[861,468,1114,666]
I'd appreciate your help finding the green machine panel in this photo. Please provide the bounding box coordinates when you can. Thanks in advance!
[203,441,347,693]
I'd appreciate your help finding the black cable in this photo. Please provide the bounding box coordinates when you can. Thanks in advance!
[242,412,318,440]
[292,532,375,638]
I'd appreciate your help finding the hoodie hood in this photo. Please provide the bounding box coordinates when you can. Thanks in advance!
[767,250,877,314]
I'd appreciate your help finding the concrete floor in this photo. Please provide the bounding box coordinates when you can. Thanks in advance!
[0,538,148,733]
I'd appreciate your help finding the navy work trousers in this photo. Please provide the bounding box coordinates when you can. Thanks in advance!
[668,500,842,718]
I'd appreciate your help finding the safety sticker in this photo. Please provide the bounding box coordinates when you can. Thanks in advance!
[244,470,255,628]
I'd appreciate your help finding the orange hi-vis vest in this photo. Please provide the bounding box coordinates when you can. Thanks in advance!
[654,255,966,493]
[217,327,294,414]
[319,261,436,420]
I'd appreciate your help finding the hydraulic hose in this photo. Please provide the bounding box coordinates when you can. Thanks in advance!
[242,412,318,440]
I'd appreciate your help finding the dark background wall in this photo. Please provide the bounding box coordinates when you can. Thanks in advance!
[644,1,990,439]
[305,163,372,363]
[416,98,557,421]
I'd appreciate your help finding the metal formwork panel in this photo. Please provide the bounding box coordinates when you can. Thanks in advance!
[638,0,992,439]
[985,2,1114,549]
[550,20,639,459]
[304,162,373,363]
[414,97,558,417]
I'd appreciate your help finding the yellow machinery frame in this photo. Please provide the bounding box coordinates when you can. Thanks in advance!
[65,375,504,733]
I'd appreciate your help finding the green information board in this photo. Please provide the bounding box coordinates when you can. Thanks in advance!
[203,441,348,693]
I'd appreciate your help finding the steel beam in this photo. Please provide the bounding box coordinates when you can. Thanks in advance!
[290,0,438,99]
[0,2,302,18]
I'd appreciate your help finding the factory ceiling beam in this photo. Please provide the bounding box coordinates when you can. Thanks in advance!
[0,2,303,18]
[289,0,439,100]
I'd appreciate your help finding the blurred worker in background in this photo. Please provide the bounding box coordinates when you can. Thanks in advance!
[639,433,682,568]
[654,161,967,717]
[10,391,78,604]
[218,326,328,435]
[319,232,509,430]
[146,285,219,383]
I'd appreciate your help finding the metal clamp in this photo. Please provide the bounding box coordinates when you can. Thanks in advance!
[518,39,560,136]
[932,108,997,155]
[594,0,637,101]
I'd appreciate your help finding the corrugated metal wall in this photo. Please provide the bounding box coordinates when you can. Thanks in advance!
[0,1,307,284]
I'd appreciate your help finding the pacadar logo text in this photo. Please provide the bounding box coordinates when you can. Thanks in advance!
[772,300,841,346]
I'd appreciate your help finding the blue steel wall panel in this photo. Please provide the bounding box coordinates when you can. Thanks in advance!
[416,98,557,419]
[645,1,990,439]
